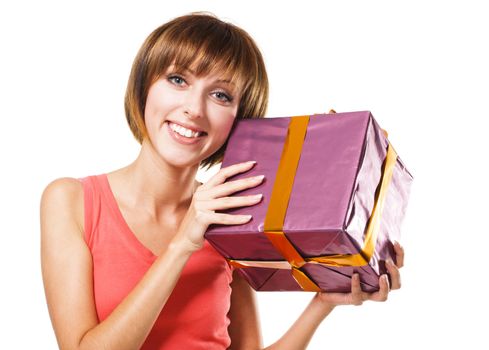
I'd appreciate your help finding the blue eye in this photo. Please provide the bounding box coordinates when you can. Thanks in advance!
[167,74,233,103]
[168,75,186,85]
[214,91,233,103]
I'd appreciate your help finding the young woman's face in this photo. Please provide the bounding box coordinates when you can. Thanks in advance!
[144,64,241,168]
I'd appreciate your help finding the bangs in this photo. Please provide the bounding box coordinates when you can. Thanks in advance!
[148,19,255,95]
[124,12,269,168]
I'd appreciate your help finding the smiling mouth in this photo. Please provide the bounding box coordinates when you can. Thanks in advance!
[167,121,208,138]
[165,121,209,146]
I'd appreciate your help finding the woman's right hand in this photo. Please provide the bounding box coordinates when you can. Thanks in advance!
[173,160,264,253]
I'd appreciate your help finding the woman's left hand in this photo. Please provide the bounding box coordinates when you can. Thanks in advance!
[314,241,404,307]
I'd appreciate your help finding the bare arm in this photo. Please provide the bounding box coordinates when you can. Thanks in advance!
[227,270,263,349]
[262,296,334,350]
[227,271,332,350]
[229,243,405,350]
[40,178,195,350]
[41,161,264,350]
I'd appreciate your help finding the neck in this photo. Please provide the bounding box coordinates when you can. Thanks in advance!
[113,138,200,221]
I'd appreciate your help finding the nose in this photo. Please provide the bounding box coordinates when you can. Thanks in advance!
[183,88,205,120]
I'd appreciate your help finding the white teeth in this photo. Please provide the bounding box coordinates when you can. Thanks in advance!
[169,122,203,138]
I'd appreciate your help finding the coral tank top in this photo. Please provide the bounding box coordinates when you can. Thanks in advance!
[77,174,234,349]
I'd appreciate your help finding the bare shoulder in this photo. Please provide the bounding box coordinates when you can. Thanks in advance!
[41,177,83,199]
[40,177,84,239]
[40,178,98,348]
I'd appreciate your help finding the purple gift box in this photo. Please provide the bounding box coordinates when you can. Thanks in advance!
[204,111,413,292]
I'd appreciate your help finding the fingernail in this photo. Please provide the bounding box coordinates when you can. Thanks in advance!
[255,175,265,180]
[247,160,257,165]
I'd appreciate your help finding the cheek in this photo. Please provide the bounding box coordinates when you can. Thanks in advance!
[212,102,239,135]
[213,114,237,142]
[144,83,179,123]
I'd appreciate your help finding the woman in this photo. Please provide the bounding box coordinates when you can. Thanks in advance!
[40,12,404,350]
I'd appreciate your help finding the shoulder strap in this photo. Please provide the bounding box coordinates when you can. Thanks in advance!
[76,176,97,247]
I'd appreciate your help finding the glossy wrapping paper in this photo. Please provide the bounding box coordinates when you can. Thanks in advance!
[204,111,413,292]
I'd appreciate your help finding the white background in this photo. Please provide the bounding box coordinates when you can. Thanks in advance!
[1,0,487,348]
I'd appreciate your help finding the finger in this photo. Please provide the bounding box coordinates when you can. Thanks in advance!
[202,161,257,189]
[350,274,364,305]
[204,193,263,211]
[393,241,405,268]
[369,274,389,302]
[386,259,401,290]
[206,175,265,200]
[210,212,253,225]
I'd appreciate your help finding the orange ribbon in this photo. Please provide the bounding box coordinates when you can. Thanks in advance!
[228,115,398,291]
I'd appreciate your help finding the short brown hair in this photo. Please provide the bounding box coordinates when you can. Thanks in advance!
[124,12,269,171]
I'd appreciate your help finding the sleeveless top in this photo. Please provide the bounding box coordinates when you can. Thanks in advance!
[77,174,234,349]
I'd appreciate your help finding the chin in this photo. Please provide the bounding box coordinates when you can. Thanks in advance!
[162,154,203,169]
